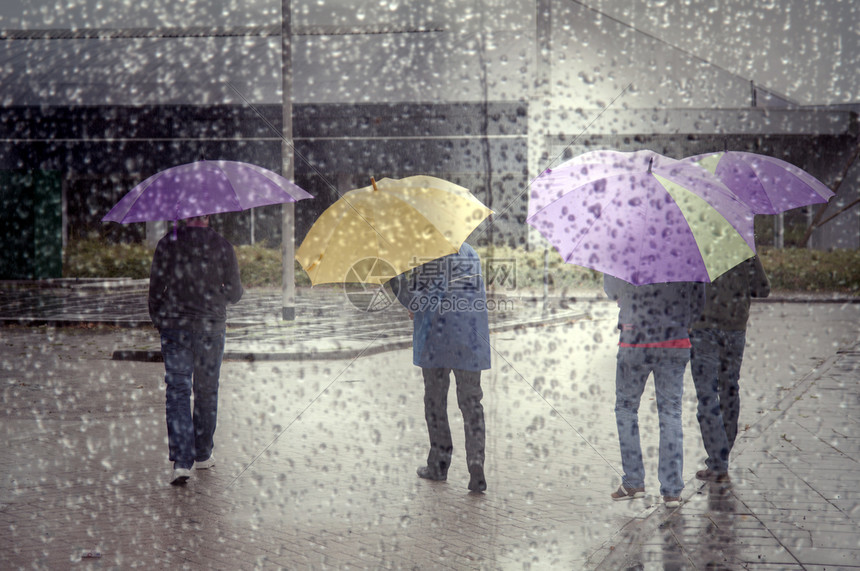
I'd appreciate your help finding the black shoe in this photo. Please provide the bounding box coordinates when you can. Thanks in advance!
[417,466,447,481]
[696,468,730,483]
[468,465,487,492]
[170,468,191,485]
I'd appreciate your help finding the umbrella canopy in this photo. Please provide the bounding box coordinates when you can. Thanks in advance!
[682,151,835,215]
[296,175,492,286]
[102,159,313,223]
[527,150,756,286]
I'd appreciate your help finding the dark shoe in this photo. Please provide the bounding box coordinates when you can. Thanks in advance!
[611,485,645,501]
[468,465,487,492]
[696,469,730,483]
[170,468,191,485]
[663,496,682,508]
[416,466,446,481]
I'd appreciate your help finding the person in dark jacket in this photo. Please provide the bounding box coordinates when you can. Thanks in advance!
[604,275,705,508]
[394,242,491,492]
[690,256,770,483]
[148,214,243,485]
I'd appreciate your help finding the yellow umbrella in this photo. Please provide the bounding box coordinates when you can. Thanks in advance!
[296,175,493,285]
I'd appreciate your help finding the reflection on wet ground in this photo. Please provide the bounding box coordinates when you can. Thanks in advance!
[628,483,742,569]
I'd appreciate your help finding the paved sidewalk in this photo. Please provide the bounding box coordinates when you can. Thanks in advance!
[592,340,860,569]
[2,280,859,569]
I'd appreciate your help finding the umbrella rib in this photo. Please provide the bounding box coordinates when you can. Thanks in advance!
[760,164,831,208]
[527,175,628,266]
[297,177,492,283]
[105,176,158,222]
[658,175,755,281]
[370,188,489,250]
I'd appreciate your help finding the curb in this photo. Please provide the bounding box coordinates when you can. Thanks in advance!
[0,318,152,328]
[0,278,149,291]
[109,311,591,362]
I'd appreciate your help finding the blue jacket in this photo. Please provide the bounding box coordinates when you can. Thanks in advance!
[396,243,491,371]
[604,274,704,345]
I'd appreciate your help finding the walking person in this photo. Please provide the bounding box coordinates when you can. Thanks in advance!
[690,256,770,483]
[394,242,491,492]
[148,214,243,485]
[604,275,705,507]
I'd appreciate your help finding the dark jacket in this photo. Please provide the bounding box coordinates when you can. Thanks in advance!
[693,256,770,331]
[604,275,705,345]
[148,226,243,331]
[395,243,491,371]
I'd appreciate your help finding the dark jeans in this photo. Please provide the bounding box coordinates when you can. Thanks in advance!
[421,367,485,476]
[160,328,226,470]
[615,347,689,497]
[690,328,746,473]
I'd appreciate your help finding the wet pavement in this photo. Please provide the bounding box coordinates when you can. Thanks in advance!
[1,280,859,569]
[0,280,598,361]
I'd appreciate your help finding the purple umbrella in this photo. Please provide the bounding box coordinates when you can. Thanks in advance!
[102,159,313,223]
[527,150,756,285]
[681,151,834,215]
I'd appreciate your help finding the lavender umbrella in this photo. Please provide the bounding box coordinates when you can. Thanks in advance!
[102,159,313,223]
[527,150,756,286]
[682,151,834,215]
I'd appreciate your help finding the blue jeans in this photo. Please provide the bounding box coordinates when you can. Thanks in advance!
[615,347,689,497]
[690,329,746,473]
[160,328,226,470]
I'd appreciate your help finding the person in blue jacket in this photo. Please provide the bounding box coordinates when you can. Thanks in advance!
[394,242,491,492]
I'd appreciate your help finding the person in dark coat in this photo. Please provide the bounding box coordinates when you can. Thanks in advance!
[148,214,243,485]
[394,242,491,492]
[690,256,770,482]
[604,275,705,508]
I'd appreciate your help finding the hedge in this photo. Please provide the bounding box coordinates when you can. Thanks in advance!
[62,239,859,295]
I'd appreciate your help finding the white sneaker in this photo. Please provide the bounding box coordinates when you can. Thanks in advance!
[171,468,192,485]
[195,456,215,470]
[663,496,682,508]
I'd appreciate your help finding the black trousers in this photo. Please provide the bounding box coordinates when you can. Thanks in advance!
[422,367,485,475]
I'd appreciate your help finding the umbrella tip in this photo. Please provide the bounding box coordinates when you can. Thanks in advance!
[647,156,653,173]
[371,177,378,191]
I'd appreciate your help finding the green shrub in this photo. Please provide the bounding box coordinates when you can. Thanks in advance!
[64,239,311,287]
[64,240,154,278]
[475,245,603,293]
[234,244,311,288]
[759,247,860,294]
[62,239,858,296]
